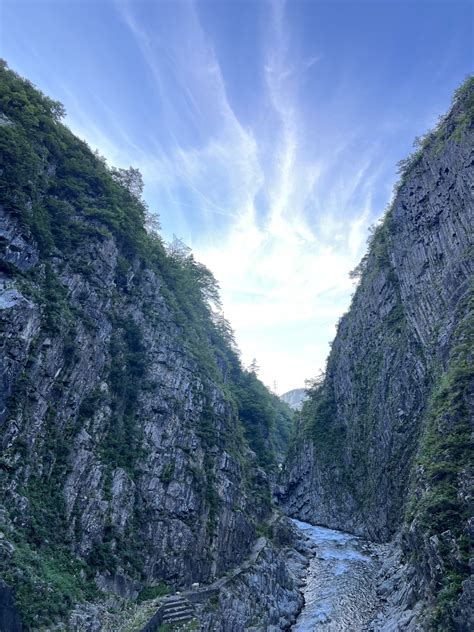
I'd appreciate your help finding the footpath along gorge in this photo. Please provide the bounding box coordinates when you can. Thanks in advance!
[0,63,472,631]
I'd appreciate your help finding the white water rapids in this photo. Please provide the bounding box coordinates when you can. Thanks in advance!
[291,519,386,631]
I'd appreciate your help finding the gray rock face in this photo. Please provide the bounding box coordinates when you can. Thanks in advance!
[200,543,304,632]
[0,130,302,630]
[0,62,307,629]
[281,83,474,628]
[0,208,38,272]
[284,121,473,534]
[195,517,309,632]
[280,388,307,411]
[0,209,270,582]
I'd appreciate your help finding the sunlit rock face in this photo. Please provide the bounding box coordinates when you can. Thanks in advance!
[280,388,308,411]
[282,80,474,629]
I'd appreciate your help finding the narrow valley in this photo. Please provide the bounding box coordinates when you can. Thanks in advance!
[0,60,472,632]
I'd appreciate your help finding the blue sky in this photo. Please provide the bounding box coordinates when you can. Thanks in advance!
[1,0,472,392]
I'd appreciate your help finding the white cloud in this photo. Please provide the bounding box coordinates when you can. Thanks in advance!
[195,1,376,392]
[63,0,378,393]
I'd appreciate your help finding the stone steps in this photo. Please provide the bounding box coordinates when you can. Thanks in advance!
[161,596,195,624]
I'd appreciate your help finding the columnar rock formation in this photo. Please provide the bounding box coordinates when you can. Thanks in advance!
[1,60,472,632]
[282,78,473,629]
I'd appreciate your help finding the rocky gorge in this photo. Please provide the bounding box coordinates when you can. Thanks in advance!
[0,61,473,632]
[0,62,298,631]
[282,77,473,630]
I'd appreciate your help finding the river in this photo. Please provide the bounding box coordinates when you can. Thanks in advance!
[291,519,385,631]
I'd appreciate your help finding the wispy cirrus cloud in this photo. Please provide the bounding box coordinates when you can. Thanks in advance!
[190,1,379,391]
[4,0,470,391]
[117,2,263,237]
[64,0,381,392]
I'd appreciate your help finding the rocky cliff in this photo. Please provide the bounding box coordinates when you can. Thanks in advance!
[280,389,307,411]
[282,78,473,629]
[0,62,299,630]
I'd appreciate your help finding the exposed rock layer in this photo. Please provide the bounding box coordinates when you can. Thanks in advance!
[0,63,300,629]
[282,80,474,629]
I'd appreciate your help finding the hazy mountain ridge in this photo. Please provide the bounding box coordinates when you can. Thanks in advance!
[280,389,307,411]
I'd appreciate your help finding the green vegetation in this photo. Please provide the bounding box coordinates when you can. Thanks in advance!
[137,582,170,602]
[232,369,286,469]
[0,400,100,628]
[450,77,474,140]
[0,536,97,629]
[396,75,473,183]
[103,316,147,471]
[0,68,141,260]
[299,377,344,461]
[406,287,473,629]
[160,462,176,484]
[0,61,296,628]
[203,451,221,533]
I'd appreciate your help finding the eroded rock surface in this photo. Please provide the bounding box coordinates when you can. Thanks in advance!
[282,81,474,628]
[0,63,300,629]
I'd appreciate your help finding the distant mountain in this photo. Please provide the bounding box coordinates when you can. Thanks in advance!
[280,388,307,410]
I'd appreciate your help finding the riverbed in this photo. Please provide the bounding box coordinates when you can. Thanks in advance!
[291,519,385,631]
